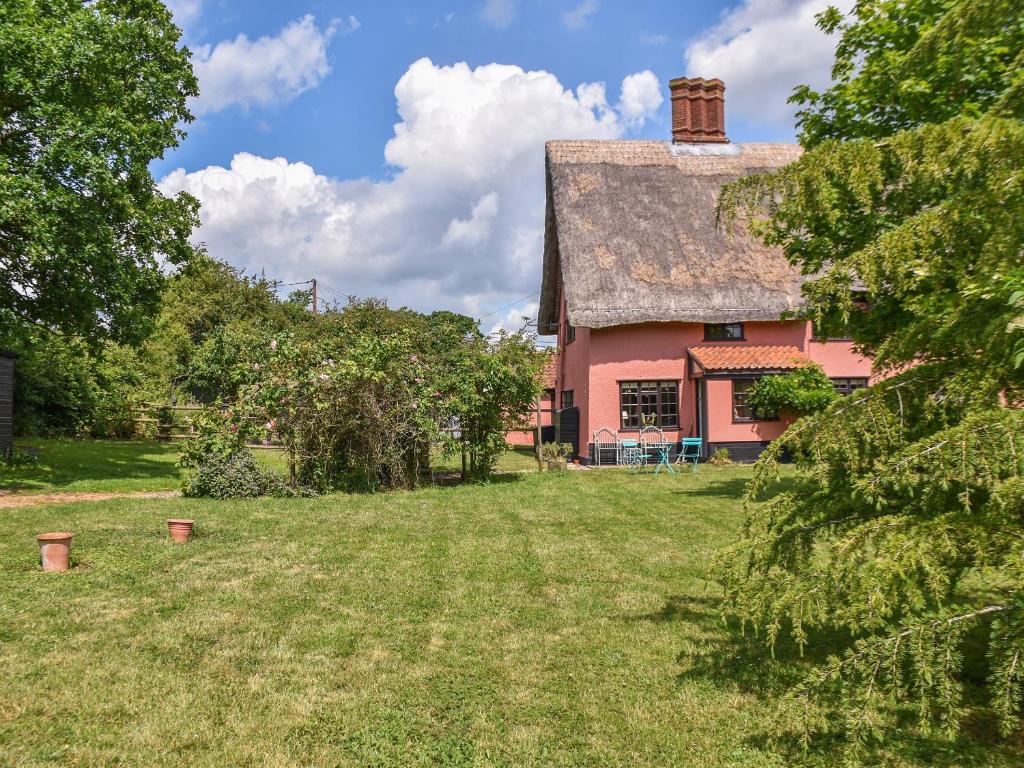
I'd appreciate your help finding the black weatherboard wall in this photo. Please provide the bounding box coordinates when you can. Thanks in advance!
[0,351,14,455]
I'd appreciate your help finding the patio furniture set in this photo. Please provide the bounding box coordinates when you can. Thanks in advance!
[591,427,702,473]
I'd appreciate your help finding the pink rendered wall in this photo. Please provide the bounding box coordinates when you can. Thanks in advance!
[506,389,553,446]
[704,378,790,442]
[562,318,884,457]
[585,323,700,455]
[805,337,879,381]
[582,320,811,456]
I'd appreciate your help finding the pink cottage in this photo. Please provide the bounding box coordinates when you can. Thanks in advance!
[536,77,877,463]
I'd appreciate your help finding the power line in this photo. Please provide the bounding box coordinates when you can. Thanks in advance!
[476,290,540,322]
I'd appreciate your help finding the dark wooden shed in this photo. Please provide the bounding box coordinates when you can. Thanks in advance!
[0,351,14,456]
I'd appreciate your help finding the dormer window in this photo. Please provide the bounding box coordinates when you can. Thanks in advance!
[704,323,744,341]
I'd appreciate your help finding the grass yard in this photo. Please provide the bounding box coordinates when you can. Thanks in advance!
[0,439,539,494]
[0,446,1020,766]
[0,439,186,493]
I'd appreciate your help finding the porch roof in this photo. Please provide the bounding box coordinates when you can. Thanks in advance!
[688,345,812,375]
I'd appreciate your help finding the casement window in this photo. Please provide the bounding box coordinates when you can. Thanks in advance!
[704,323,744,341]
[831,377,869,396]
[561,390,574,409]
[565,321,576,344]
[619,381,679,429]
[732,379,777,422]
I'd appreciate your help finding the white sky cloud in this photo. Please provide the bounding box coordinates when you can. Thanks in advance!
[618,70,663,129]
[191,15,345,115]
[684,0,851,128]
[562,0,600,30]
[165,0,202,27]
[441,192,500,249]
[161,59,661,321]
[480,0,517,28]
[486,301,540,337]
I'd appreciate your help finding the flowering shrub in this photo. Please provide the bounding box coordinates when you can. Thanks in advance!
[185,301,545,493]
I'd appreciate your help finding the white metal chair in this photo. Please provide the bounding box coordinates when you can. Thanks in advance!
[592,427,618,466]
[640,426,674,474]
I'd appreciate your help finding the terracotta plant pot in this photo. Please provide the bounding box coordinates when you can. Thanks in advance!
[36,532,73,572]
[167,519,195,543]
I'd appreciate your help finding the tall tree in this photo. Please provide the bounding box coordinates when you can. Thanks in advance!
[0,0,199,345]
[716,0,1024,751]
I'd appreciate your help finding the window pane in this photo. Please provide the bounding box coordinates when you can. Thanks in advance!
[659,382,678,427]
[831,377,868,396]
[620,382,639,428]
[561,390,574,409]
[705,323,743,341]
[732,379,753,421]
[639,381,659,426]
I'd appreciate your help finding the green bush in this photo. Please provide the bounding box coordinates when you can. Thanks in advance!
[746,364,839,417]
[708,447,732,466]
[182,449,302,500]
[541,442,572,461]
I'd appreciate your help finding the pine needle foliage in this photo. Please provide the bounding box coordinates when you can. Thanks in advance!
[715,0,1024,750]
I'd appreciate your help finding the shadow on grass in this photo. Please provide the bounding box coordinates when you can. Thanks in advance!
[429,471,527,489]
[671,474,798,502]
[1,440,182,491]
[636,594,1023,766]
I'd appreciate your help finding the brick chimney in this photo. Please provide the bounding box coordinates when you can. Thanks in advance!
[670,77,728,144]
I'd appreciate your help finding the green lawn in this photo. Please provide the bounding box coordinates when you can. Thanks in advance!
[0,446,1019,766]
[1,438,186,493]
[1,439,539,494]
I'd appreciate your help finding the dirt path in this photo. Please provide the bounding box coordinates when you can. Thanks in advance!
[0,490,181,509]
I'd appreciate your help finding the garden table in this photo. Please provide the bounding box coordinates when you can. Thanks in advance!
[652,444,675,474]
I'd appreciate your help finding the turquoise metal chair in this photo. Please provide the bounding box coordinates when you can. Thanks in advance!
[678,438,702,472]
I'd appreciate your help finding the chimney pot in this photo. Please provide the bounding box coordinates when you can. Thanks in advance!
[670,77,728,144]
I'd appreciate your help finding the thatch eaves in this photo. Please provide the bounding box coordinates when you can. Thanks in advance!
[537,141,804,334]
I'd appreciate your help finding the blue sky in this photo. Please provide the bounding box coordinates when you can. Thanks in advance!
[159,0,845,332]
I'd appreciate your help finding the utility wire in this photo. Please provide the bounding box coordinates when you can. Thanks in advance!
[476,290,540,321]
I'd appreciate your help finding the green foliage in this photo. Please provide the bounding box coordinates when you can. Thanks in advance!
[181,448,294,500]
[0,449,38,467]
[541,442,572,462]
[1011,287,1024,368]
[0,0,200,344]
[747,365,839,417]
[186,300,545,493]
[792,0,1024,147]
[136,254,309,404]
[708,448,732,466]
[8,332,139,437]
[178,408,247,470]
[716,0,1024,752]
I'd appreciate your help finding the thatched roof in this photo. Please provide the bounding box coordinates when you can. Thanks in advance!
[538,141,804,334]
[688,345,812,375]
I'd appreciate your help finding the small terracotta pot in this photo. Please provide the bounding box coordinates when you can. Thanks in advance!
[167,519,194,543]
[36,532,73,572]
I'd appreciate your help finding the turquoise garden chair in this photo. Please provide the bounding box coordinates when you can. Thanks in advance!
[678,438,702,472]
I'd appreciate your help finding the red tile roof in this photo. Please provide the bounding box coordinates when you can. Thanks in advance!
[542,353,559,388]
[688,345,812,373]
